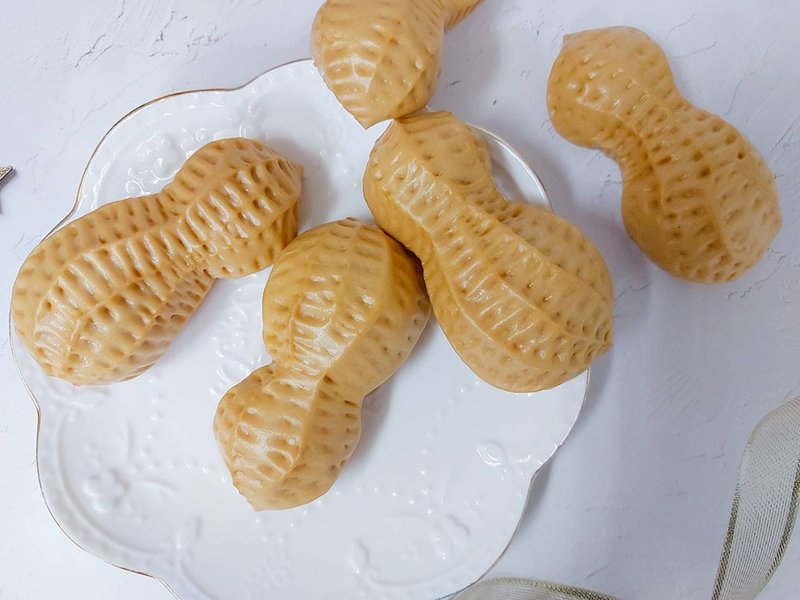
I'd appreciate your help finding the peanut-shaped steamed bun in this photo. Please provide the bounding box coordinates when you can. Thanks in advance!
[364,111,613,392]
[214,219,430,510]
[311,0,483,128]
[547,26,781,283]
[12,138,302,385]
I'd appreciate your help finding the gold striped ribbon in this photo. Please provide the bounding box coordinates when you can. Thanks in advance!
[456,397,800,600]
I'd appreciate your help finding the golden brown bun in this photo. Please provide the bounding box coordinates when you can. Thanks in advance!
[363,111,613,392]
[311,0,483,128]
[214,219,430,510]
[12,138,302,385]
[547,26,781,283]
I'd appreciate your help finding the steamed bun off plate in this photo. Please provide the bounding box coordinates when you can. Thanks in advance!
[312,0,484,128]
[547,26,781,283]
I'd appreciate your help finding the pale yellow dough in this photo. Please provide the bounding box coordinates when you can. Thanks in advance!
[547,26,781,283]
[214,219,430,510]
[363,111,613,393]
[311,0,483,128]
[12,138,302,385]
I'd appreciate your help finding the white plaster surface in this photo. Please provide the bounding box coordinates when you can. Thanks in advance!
[0,1,798,598]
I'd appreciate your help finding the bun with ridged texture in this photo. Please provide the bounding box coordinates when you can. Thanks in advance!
[12,138,302,385]
[311,0,483,128]
[363,111,613,392]
[214,218,430,510]
[547,26,781,283]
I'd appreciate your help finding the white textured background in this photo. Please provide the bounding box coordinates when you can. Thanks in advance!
[0,1,798,598]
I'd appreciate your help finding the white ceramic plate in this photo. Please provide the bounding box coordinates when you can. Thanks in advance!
[11,60,586,600]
